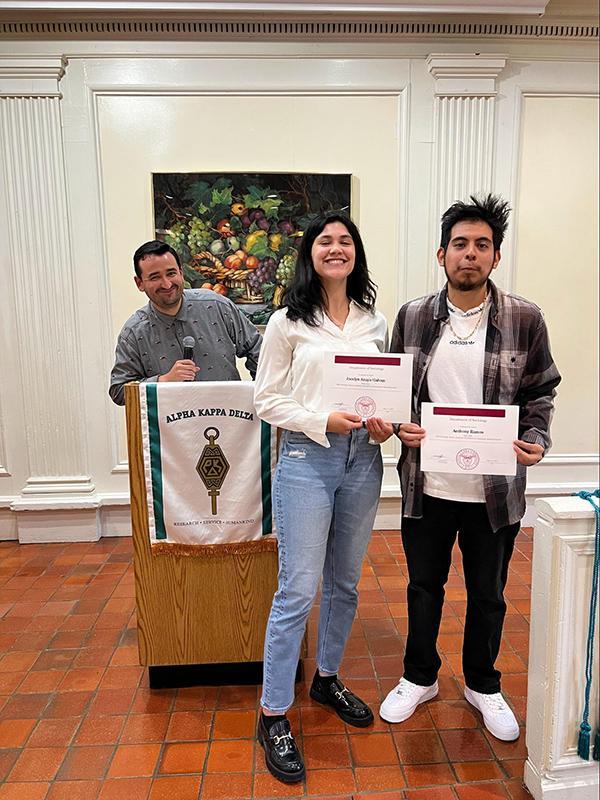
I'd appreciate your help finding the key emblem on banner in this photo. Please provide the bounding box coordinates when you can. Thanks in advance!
[196,427,230,515]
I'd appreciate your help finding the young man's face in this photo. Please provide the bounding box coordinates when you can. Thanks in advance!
[135,252,184,315]
[437,219,500,293]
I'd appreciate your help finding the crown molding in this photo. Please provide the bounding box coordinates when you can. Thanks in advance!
[426,52,507,95]
[0,55,66,78]
[0,1,552,14]
[0,18,597,40]
[0,55,66,93]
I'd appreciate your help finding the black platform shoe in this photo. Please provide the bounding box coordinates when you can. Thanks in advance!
[257,714,305,784]
[309,672,374,727]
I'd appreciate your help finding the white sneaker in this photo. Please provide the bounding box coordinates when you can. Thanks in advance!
[379,678,439,723]
[464,687,520,741]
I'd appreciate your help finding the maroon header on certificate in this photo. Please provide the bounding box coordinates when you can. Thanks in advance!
[433,406,506,418]
[334,355,401,367]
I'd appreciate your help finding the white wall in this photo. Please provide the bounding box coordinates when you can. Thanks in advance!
[99,91,402,465]
[0,38,597,540]
[515,95,599,454]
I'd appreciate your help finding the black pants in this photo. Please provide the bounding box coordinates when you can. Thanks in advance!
[401,495,520,694]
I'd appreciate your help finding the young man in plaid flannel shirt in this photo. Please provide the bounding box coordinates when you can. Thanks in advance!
[369,195,560,741]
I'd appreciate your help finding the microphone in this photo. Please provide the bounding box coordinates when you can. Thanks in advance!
[182,337,196,381]
[182,336,195,362]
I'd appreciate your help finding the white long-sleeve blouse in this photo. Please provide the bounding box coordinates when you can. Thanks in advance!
[254,302,388,447]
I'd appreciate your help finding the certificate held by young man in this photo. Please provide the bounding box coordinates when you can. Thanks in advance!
[322,352,413,423]
[420,402,519,476]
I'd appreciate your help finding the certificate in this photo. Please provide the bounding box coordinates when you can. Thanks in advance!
[323,353,413,423]
[420,403,519,476]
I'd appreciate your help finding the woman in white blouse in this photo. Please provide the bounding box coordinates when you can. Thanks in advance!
[254,213,388,783]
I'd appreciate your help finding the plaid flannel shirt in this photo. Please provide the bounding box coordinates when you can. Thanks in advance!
[390,280,561,532]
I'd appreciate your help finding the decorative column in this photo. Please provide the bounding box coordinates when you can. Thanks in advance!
[0,57,98,542]
[426,54,507,291]
[526,497,599,800]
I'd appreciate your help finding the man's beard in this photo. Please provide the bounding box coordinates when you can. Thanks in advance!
[153,287,182,307]
[444,266,488,293]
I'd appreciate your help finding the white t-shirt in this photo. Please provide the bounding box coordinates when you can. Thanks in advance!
[423,296,490,503]
[254,302,388,447]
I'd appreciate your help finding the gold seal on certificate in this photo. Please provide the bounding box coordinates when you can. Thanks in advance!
[323,353,413,423]
[421,403,519,476]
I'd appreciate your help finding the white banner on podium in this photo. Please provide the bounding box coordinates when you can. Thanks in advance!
[139,382,275,548]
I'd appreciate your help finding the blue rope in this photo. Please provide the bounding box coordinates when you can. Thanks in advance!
[574,489,600,760]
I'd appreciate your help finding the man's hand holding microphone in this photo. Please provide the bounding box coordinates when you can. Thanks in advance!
[158,336,199,382]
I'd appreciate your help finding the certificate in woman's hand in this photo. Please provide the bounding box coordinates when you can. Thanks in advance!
[322,353,413,423]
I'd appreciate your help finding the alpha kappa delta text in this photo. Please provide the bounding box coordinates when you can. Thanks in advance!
[165,408,254,424]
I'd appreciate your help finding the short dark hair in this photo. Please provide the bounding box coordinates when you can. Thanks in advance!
[133,240,181,278]
[440,194,511,253]
[284,212,377,326]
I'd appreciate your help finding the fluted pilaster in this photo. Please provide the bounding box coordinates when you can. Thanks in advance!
[426,54,507,290]
[0,57,95,505]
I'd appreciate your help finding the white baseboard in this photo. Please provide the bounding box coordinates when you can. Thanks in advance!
[525,741,600,799]
[99,502,132,537]
[375,495,402,529]
[16,509,101,543]
[0,503,17,540]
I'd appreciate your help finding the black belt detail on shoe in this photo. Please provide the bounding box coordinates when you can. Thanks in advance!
[257,716,305,784]
[309,676,374,728]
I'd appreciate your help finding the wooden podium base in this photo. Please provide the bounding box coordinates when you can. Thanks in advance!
[148,659,304,689]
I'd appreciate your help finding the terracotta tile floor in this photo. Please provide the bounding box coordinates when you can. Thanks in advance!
[0,529,534,799]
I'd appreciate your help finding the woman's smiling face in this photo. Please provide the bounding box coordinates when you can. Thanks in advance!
[311,221,356,286]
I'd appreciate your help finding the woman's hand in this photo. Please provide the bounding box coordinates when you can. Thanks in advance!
[398,422,426,448]
[326,412,363,435]
[365,417,394,443]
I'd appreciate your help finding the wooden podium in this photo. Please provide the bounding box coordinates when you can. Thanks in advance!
[125,383,299,685]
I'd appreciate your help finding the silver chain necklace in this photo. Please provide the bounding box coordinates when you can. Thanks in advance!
[446,295,488,341]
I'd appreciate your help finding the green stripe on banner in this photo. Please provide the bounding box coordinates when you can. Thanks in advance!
[260,421,272,536]
[146,384,167,540]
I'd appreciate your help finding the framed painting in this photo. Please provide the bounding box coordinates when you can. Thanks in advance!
[153,172,351,324]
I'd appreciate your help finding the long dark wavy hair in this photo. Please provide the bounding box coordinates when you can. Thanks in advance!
[283,212,377,326]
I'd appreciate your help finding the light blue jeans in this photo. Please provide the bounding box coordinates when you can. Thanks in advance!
[261,428,383,713]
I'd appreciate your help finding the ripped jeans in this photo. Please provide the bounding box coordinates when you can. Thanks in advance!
[261,428,383,713]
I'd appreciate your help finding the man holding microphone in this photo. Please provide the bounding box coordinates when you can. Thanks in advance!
[109,240,262,405]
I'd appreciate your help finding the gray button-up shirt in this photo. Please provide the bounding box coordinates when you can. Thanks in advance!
[109,289,262,405]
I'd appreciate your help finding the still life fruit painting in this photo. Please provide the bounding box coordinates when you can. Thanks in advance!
[153,172,351,325]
